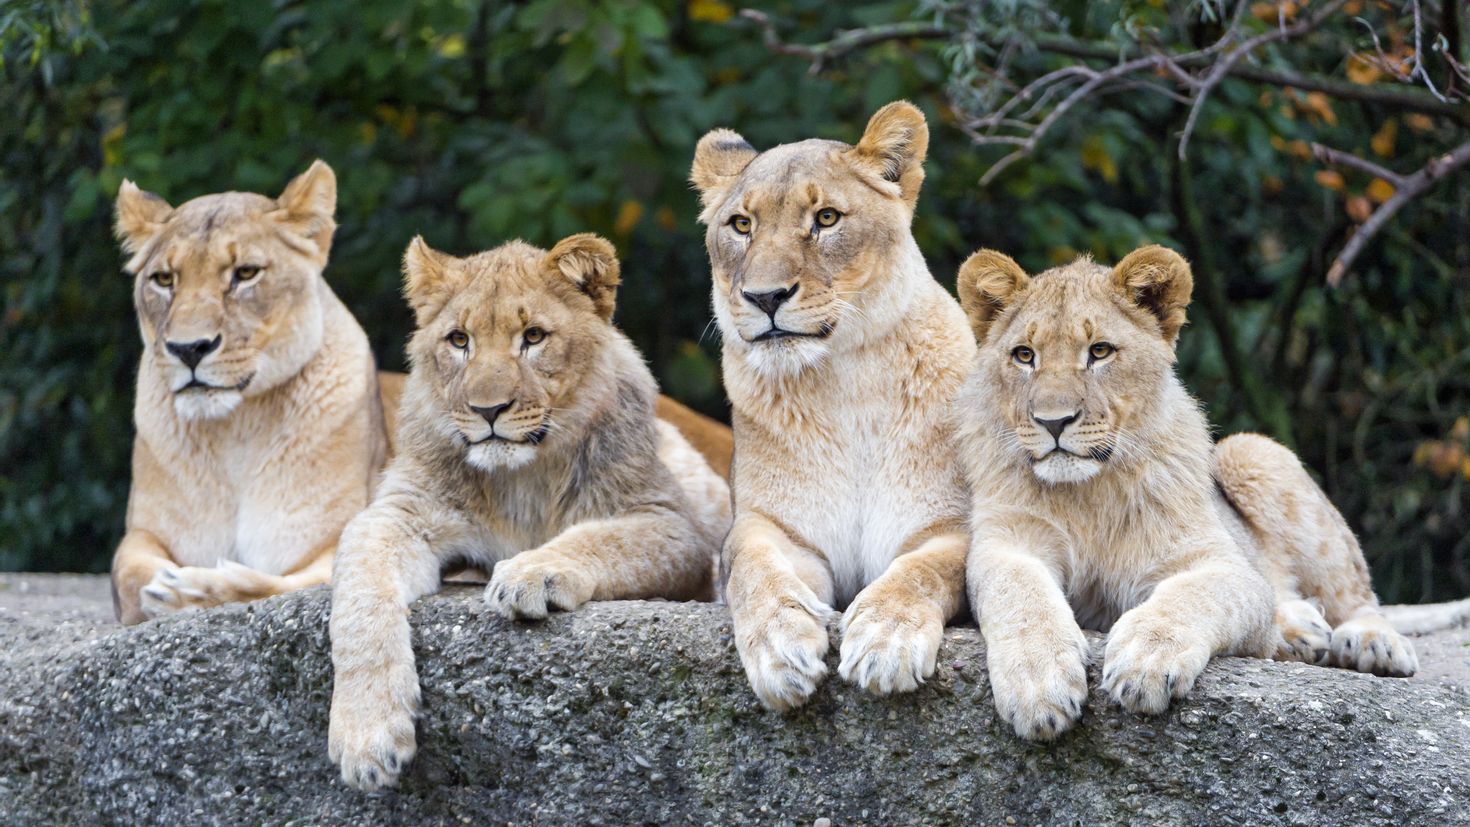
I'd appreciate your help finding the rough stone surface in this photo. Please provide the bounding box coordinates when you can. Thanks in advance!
[2,573,1468,826]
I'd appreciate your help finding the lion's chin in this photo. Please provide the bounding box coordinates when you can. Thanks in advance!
[172,389,244,421]
[464,440,539,472]
[741,336,831,379]
[1032,452,1104,485]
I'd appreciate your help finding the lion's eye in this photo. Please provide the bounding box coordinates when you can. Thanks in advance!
[233,265,263,285]
[1012,346,1035,366]
[814,208,841,228]
[523,326,547,347]
[730,215,752,235]
[149,271,175,289]
[447,330,470,349]
[1089,342,1115,362]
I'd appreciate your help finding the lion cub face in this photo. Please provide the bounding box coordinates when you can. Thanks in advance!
[114,162,338,420]
[402,234,620,472]
[690,102,930,377]
[957,246,1194,485]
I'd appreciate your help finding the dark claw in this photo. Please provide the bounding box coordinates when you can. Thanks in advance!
[386,753,399,772]
[364,768,379,788]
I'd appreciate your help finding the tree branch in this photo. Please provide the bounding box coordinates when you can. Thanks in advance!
[1319,140,1470,286]
[739,9,946,74]
[1310,142,1406,186]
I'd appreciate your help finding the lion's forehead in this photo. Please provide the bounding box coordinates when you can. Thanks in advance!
[1008,265,1141,347]
[450,277,582,339]
[728,140,855,212]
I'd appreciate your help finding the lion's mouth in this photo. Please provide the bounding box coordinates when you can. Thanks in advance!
[1034,445,1114,463]
[467,425,549,447]
[176,373,254,394]
[749,322,834,343]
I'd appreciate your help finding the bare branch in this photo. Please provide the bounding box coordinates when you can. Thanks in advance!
[1178,0,1348,159]
[739,9,946,74]
[1310,142,1407,185]
[1324,140,1470,286]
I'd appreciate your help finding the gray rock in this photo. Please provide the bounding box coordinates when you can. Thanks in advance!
[1,573,1468,826]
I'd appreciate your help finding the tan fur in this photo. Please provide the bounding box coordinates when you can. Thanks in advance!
[109,161,395,625]
[654,395,734,480]
[328,235,731,791]
[692,102,975,711]
[955,246,1415,742]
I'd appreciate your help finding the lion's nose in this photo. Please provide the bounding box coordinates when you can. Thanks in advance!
[165,335,222,369]
[1034,412,1078,441]
[469,401,513,427]
[742,284,799,317]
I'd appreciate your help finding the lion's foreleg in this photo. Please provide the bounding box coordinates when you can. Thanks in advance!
[968,519,1088,741]
[111,529,178,625]
[722,511,835,712]
[483,505,710,619]
[327,503,444,792]
[1102,549,1275,715]
[837,529,967,697]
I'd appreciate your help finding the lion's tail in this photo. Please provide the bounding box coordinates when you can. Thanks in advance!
[1380,598,1470,635]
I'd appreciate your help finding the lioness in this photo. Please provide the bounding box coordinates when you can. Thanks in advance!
[328,234,730,791]
[691,102,976,710]
[955,245,1418,741]
[111,161,398,625]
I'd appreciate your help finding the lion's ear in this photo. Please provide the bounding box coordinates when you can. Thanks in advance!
[690,128,758,221]
[274,160,337,259]
[546,233,621,321]
[957,249,1030,344]
[115,180,172,255]
[1113,245,1192,344]
[402,236,464,325]
[850,100,928,208]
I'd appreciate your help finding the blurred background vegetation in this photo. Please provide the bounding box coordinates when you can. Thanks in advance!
[2,0,1467,602]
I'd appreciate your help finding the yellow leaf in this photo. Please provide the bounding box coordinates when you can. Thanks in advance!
[688,0,734,24]
[614,200,644,236]
[1405,113,1434,133]
[1262,174,1284,194]
[102,122,127,168]
[1453,416,1469,442]
[1303,92,1337,125]
[1346,53,1382,85]
[1366,178,1395,204]
[655,206,678,232]
[1288,139,1311,161]
[437,34,466,58]
[1079,135,1118,184]
[1370,119,1397,157]
[1345,195,1372,223]
[1048,245,1078,265]
[1314,170,1346,191]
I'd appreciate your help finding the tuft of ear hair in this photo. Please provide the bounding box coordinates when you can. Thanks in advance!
[402,236,464,326]
[546,233,621,321]
[1112,245,1193,344]
[690,128,759,221]
[273,160,338,259]
[114,180,173,254]
[956,249,1030,344]
[850,100,929,208]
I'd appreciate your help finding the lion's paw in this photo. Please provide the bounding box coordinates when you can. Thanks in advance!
[1102,613,1210,715]
[735,590,832,712]
[986,624,1090,741]
[1331,614,1418,677]
[836,590,942,696]
[138,565,226,617]
[485,553,594,621]
[328,664,421,792]
[1275,598,1333,666]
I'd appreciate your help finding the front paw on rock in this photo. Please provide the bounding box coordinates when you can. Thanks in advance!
[1101,624,1209,715]
[484,557,591,621]
[737,597,832,712]
[836,602,942,696]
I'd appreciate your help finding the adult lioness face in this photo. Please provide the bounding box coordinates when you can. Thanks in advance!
[402,234,620,472]
[690,102,930,377]
[114,162,337,420]
[957,246,1194,485]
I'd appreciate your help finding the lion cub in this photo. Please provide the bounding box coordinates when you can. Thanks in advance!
[955,245,1417,741]
[328,234,730,791]
[691,102,976,710]
[110,161,398,625]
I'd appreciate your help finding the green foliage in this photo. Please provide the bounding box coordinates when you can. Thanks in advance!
[3,0,1467,603]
